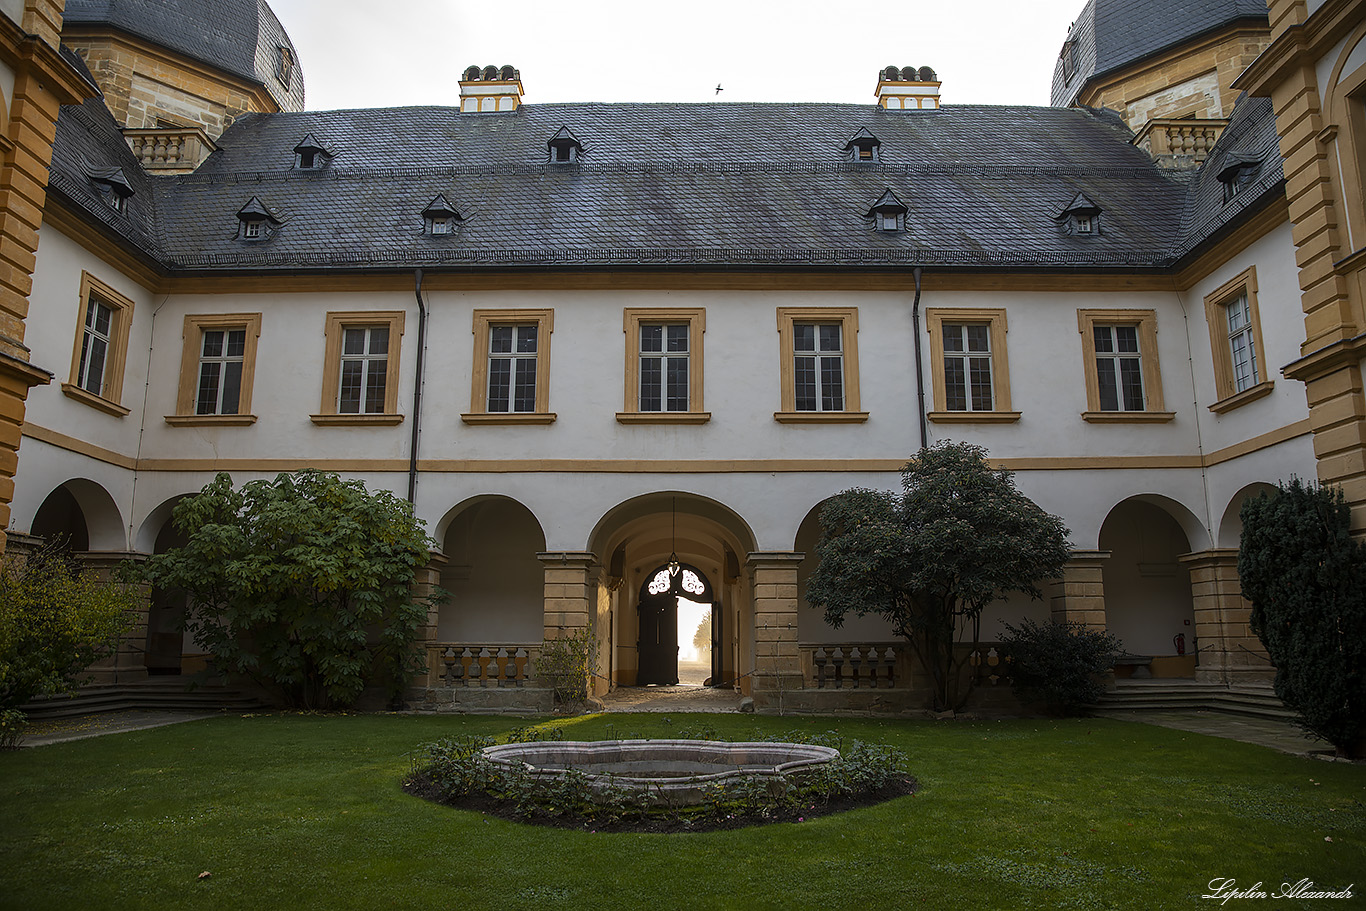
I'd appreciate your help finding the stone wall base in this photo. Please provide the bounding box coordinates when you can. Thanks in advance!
[416,685,554,714]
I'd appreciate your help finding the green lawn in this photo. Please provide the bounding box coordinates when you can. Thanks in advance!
[0,712,1361,910]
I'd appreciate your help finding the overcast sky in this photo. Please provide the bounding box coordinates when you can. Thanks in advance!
[266,0,1087,112]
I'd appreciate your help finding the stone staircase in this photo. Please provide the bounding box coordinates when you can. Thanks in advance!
[20,678,267,720]
[1092,681,1296,722]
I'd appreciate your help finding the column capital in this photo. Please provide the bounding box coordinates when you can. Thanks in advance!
[745,551,804,570]
[1179,548,1241,566]
[536,551,598,569]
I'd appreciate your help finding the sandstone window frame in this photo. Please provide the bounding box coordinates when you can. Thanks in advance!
[462,308,556,425]
[925,308,1020,424]
[310,310,405,426]
[1203,266,1273,413]
[774,307,868,424]
[1077,309,1174,423]
[166,313,262,426]
[618,307,709,424]
[62,272,134,417]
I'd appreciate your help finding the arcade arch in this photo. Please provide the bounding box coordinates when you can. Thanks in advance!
[30,479,125,551]
[1098,496,1199,673]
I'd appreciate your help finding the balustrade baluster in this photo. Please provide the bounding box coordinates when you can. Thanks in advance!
[504,647,518,686]
[513,647,526,686]
[831,647,845,689]
[884,647,897,688]
[849,646,862,688]
[814,648,828,688]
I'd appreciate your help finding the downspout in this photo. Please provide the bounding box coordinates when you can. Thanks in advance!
[407,269,428,503]
[911,266,928,450]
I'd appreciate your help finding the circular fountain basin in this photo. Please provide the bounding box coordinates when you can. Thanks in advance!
[481,739,840,806]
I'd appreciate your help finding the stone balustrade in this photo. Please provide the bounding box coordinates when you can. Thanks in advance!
[968,644,1013,687]
[1132,118,1227,167]
[427,643,539,688]
[802,644,903,689]
[124,127,217,173]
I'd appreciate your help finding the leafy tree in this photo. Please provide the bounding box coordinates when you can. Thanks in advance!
[0,544,135,741]
[1000,618,1121,714]
[1238,479,1366,758]
[806,442,1072,712]
[693,609,712,653]
[141,470,440,710]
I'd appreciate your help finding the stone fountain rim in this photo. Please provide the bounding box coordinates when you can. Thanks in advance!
[481,738,840,789]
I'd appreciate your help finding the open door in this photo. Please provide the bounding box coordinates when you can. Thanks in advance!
[635,561,714,686]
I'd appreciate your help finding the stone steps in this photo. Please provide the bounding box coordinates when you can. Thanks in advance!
[1093,684,1297,721]
[19,680,267,719]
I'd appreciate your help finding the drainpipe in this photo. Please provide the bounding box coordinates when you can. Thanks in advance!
[911,266,928,450]
[407,270,428,503]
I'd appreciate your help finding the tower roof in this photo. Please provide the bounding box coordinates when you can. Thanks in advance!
[1051,0,1268,108]
[63,0,304,111]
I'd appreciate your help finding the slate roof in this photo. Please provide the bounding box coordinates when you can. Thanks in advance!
[63,0,304,112]
[1051,0,1269,107]
[45,95,1287,275]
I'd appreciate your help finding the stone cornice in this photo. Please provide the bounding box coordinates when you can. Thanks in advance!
[1233,0,1366,96]
[1282,332,1366,382]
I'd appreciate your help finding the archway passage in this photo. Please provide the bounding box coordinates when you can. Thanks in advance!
[636,561,715,686]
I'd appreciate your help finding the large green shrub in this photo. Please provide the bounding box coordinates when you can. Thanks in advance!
[1238,479,1366,758]
[1000,618,1122,714]
[0,544,135,742]
[538,625,598,707]
[806,442,1072,712]
[141,470,440,710]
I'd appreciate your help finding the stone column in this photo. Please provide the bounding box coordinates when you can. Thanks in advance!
[411,551,447,689]
[538,552,599,640]
[1180,549,1274,686]
[1049,550,1110,630]
[79,552,149,685]
[746,552,804,703]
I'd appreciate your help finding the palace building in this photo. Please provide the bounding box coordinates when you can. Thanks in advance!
[0,0,1362,710]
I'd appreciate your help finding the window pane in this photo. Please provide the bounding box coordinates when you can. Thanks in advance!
[1115,326,1139,353]
[818,324,841,353]
[368,327,389,356]
[1226,296,1248,333]
[640,325,663,353]
[339,360,363,413]
[513,357,537,412]
[944,358,966,411]
[342,328,366,355]
[820,356,844,411]
[90,301,111,336]
[488,357,510,411]
[221,361,242,414]
[516,325,537,353]
[202,330,224,358]
[639,356,662,410]
[81,336,107,394]
[364,359,387,413]
[665,356,689,410]
[665,324,689,353]
[1093,326,1114,353]
[490,326,514,354]
[794,324,816,353]
[794,355,817,411]
[966,325,990,353]
[1096,358,1119,411]
[226,329,246,358]
[1119,358,1144,410]
[196,362,221,414]
[969,356,993,411]
[943,324,964,352]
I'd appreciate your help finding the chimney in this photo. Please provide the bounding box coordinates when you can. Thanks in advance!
[460,65,524,113]
[875,66,940,110]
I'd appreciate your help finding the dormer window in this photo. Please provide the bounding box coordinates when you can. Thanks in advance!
[1057,191,1102,236]
[422,194,462,236]
[866,189,908,233]
[236,196,280,241]
[88,167,134,214]
[547,127,583,164]
[1217,156,1259,204]
[293,133,331,171]
[277,46,295,90]
[844,128,881,164]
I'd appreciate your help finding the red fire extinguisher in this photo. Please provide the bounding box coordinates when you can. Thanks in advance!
[1174,633,1186,656]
